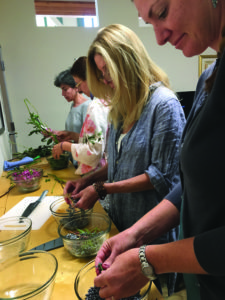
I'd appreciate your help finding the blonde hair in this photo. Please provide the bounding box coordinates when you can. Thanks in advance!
[87,24,170,129]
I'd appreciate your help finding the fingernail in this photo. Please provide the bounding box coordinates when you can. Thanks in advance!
[102,263,110,270]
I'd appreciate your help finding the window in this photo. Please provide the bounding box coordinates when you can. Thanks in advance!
[34,0,98,28]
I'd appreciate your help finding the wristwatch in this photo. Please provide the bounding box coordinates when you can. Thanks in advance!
[139,245,157,280]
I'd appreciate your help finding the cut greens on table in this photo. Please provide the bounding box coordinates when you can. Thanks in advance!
[13,145,52,159]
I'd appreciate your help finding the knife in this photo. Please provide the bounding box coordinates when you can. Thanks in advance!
[21,189,48,218]
[30,237,64,251]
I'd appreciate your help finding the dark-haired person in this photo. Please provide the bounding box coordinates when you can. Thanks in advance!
[52,69,91,142]
[43,69,90,166]
[52,59,110,176]
[70,56,93,99]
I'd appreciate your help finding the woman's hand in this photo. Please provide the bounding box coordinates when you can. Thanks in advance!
[63,177,90,204]
[41,128,56,139]
[55,130,79,142]
[52,143,63,159]
[52,141,72,159]
[95,227,139,274]
[54,130,70,142]
[74,185,99,210]
[94,248,149,300]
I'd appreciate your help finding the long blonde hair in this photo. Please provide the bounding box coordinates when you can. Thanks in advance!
[87,24,170,129]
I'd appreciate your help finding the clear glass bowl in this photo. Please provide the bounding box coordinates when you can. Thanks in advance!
[0,216,32,263]
[49,197,93,228]
[74,260,152,300]
[47,152,70,170]
[0,250,58,299]
[10,168,43,193]
[58,212,111,258]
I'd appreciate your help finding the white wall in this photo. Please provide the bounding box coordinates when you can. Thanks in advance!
[0,0,215,172]
[0,91,12,173]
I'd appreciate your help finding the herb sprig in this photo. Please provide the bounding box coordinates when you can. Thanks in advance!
[24,98,59,145]
[46,173,66,193]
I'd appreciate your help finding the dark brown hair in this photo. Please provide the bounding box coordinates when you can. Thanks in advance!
[70,56,87,81]
[54,69,75,88]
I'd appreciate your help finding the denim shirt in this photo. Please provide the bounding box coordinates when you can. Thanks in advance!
[107,82,186,233]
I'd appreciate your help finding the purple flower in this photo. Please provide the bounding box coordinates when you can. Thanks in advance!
[11,168,42,182]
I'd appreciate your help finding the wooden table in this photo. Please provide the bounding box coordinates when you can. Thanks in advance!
[0,158,163,300]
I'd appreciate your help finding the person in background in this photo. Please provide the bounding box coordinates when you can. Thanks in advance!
[52,69,90,142]
[70,56,94,99]
[93,1,225,300]
[64,24,186,295]
[44,69,90,166]
[52,57,110,176]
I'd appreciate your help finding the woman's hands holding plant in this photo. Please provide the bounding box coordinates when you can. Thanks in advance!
[64,165,108,206]
[63,176,91,204]
[94,219,153,299]
[95,227,140,274]
[94,247,149,300]
[72,185,99,210]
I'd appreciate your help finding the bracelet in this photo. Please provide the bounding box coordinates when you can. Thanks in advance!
[93,182,107,200]
[60,142,64,151]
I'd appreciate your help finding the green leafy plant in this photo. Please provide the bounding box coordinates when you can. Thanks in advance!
[24,98,59,145]
[13,145,52,159]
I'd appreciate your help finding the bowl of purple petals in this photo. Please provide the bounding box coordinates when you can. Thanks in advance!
[9,167,43,193]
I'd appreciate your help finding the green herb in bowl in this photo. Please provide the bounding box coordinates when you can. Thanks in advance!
[47,153,70,170]
[58,213,111,257]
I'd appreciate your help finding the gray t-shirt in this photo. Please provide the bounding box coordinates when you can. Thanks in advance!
[65,99,91,167]
[65,100,91,133]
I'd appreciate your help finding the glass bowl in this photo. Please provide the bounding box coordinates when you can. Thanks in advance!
[0,216,32,263]
[9,168,43,193]
[49,197,93,228]
[0,250,58,299]
[47,152,70,170]
[74,260,152,300]
[58,212,111,258]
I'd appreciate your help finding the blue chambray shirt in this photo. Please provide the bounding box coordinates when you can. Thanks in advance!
[107,82,186,235]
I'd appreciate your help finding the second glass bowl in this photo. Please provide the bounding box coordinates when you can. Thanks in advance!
[0,250,58,299]
[49,197,93,228]
[58,212,111,257]
[0,216,32,263]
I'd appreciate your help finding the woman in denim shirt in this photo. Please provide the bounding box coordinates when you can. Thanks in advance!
[64,24,185,294]
[65,24,185,232]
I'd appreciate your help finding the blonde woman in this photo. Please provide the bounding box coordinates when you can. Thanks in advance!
[65,23,185,227]
[64,25,185,293]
